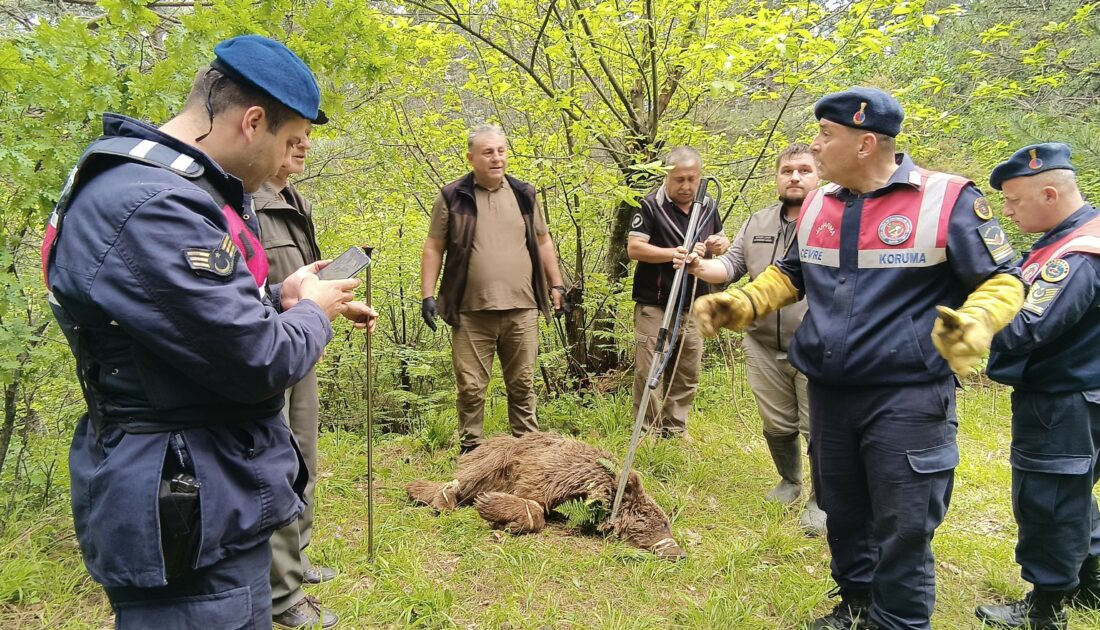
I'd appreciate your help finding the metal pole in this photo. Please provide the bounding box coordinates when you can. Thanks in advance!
[610,178,717,521]
[363,247,375,561]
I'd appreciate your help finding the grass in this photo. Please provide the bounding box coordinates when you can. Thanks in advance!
[3,365,1100,629]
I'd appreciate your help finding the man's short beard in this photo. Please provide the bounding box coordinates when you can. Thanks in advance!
[779,193,806,207]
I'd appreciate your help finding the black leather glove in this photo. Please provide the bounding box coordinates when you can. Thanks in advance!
[552,286,571,317]
[421,296,438,331]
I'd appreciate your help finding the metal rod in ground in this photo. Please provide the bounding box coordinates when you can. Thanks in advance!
[363,248,375,561]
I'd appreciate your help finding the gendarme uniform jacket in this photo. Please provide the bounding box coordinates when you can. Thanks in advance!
[253,182,322,284]
[43,114,330,588]
[719,202,807,353]
[989,204,1100,393]
[775,154,1020,386]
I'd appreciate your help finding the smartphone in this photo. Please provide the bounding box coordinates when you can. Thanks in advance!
[316,246,371,280]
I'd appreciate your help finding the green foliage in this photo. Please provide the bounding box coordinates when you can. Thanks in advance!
[554,496,609,531]
[1,3,1099,625]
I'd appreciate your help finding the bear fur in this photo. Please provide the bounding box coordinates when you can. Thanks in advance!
[406,432,685,559]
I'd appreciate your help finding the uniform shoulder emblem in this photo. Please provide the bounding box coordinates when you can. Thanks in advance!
[183,234,239,279]
[1040,258,1070,283]
[1022,280,1063,316]
[978,220,1015,264]
[973,196,993,220]
[630,213,643,229]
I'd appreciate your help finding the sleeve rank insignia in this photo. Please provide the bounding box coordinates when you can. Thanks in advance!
[978,220,1015,264]
[973,196,993,220]
[1022,280,1062,316]
[184,234,240,279]
[1040,258,1070,283]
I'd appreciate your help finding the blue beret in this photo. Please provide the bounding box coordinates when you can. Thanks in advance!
[814,87,904,137]
[989,142,1075,191]
[213,35,327,124]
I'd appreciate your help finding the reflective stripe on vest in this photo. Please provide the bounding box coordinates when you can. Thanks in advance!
[1021,215,1100,283]
[796,170,966,269]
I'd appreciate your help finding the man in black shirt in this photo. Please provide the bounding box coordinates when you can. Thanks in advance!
[626,147,727,438]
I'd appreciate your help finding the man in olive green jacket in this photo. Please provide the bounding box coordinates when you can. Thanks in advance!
[254,128,338,630]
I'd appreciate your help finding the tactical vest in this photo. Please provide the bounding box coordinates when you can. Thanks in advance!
[796,169,969,270]
[1020,215,1100,283]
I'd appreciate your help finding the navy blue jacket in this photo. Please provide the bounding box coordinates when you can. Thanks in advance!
[989,205,1100,393]
[46,114,332,588]
[777,155,1019,386]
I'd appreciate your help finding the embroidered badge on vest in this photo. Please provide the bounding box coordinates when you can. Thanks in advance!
[979,220,1015,264]
[1023,262,1040,282]
[853,102,867,126]
[1028,148,1043,170]
[974,197,993,220]
[1022,281,1062,316]
[877,215,912,245]
[184,235,239,279]
[1040,258,1070,283]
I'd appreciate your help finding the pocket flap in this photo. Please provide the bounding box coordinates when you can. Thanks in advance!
[906,442,959,474]
[1010,448,1091,475]
[115,585,252,627]
[264,238,295,249]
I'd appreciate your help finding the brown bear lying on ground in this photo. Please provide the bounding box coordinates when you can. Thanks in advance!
[406,432,686,560]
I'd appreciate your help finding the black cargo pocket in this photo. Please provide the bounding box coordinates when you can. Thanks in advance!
[906,442,959,474]
[114,584,254,630]
[1011,448,1092,525]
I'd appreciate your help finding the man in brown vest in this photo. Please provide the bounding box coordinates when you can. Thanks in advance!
[420,124,565,453]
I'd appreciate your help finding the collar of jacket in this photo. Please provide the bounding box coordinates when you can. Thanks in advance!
[252,181,309,217]
[101,113,244,207]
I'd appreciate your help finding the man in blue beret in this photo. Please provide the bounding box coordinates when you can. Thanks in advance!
[694,86,1025,629]
[976,143,1100,630]
[42,35,374,628]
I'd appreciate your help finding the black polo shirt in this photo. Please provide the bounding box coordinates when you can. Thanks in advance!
[628,188,723,309]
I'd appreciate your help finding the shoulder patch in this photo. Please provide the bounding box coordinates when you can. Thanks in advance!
[183,235,239,279]
[631,213,643,229]
[1022,280,1063,316]
[978,220,1016,264]
[1040,258,1070,283]
[973,196,993,220]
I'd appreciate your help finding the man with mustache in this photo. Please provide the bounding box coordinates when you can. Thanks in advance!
[692,87,1025,629]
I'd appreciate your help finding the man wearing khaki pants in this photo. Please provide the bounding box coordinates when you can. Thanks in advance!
[420,124,565,453]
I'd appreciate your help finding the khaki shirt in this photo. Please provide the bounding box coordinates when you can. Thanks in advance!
[428,177,549,312]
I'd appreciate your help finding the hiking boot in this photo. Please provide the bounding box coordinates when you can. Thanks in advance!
[800,498,827,537]
[975,589,1068,629]
[273,595,339,629]
[1070,555,1100,608]
[765,434,803,505]
[808,588,876,629]
[304,565,338,584]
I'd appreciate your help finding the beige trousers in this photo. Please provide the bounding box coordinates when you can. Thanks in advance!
[270,366,318,614]
[453,309,540,449]
[632,304,703,434]
[742,333,810,439]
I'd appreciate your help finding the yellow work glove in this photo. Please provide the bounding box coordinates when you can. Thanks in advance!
[693,265,799,338]
[931,273,1025,377]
